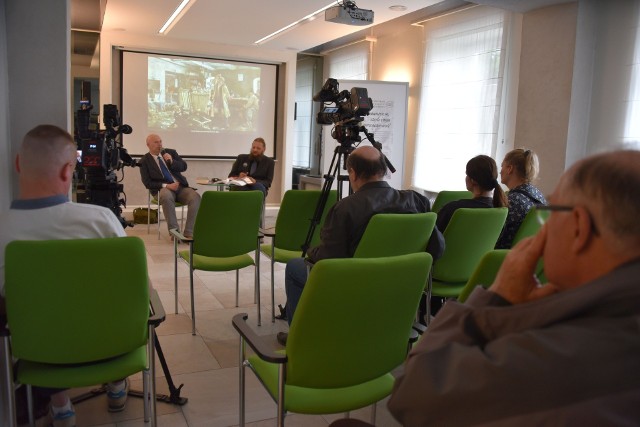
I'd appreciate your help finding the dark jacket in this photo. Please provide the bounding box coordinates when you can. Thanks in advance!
[307,181,444,263]
[139,149,190,194]
[228,153,275,189]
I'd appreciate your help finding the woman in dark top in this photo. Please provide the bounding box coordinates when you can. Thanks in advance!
[495,148,547,248]
[436,155,508,232]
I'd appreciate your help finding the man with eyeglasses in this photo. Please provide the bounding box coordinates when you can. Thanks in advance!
[388,150,640,425]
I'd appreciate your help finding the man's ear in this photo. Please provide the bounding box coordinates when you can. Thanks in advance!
[571,206,596,253]
[59,162,72,183]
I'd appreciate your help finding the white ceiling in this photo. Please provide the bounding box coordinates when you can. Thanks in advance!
[100,0,443,52]
[71,0,575,65]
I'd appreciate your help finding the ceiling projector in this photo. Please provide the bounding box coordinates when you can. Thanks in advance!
[325,1,374,26]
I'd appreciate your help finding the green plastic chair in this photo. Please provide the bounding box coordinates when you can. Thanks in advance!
[431,190,473,213]
[512,206,549,246]
[260,190,337,322]
[2,237,164,427]
[172,190,263,334]
[353,212,437,258]
[233,253,433,427]
[427,208,508,319]
[457,249,509,303]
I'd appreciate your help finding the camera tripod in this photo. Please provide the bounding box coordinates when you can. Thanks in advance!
[71,334,188,406]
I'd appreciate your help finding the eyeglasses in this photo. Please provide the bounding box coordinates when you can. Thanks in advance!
[534,204,599,235]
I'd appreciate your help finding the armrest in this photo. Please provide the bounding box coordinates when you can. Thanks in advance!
[232,313,287,364]
[412,321,427,335]
[170,228,193,242]
[149,288,166,327]
[260,227,276,237]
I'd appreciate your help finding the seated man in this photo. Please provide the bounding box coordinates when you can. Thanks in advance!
[279,146,444,344]
[139,133,201,238]
[0,125,132,426]
[228,137,275,197]
[388,150,640,425]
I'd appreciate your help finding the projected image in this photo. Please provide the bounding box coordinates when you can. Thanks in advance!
[147,57,261,132]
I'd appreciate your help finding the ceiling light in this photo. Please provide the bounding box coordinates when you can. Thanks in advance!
[255,1,338,45]
[159,0,195,34]
[389,5,407,11]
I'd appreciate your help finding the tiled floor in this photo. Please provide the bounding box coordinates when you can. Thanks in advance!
[36,212,403,427]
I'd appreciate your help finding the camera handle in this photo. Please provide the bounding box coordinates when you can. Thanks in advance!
[301,144,354,257]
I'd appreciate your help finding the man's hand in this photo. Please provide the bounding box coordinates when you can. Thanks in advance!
[166,182,179,191]
[238,172,248,178]
[162,152,172,164]
[489,225,559,304]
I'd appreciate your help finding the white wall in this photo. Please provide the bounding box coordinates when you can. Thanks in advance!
[98,31,298,206]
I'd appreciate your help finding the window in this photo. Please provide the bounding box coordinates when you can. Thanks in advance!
[325,41,369,80]
[413,7,508,191]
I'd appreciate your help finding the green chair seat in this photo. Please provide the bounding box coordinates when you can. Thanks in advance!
[249,354,394,414]
[259,244,303,264]
[18,345,147,388]
[179,250,254,271]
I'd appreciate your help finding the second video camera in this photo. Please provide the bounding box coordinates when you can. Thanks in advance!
[314,78,373,125]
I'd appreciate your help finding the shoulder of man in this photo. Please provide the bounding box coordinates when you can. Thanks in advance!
[66,203,126,236]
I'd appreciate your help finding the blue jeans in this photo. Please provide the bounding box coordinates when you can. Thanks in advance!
[284,257,309,325]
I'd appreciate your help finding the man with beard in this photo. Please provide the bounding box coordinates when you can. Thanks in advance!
[228,137,275,197]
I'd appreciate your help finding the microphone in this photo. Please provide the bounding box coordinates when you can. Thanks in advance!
[161,149,167,155]
[242,162,248,173]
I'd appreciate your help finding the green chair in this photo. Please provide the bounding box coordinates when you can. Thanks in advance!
[512,206,549,246]
[431,190,473,213]
[427,208,508,320]
[172,190,263,334]
[260,190,337,322]
[353,212,437,258]
[457,249,509,303]
[233,253,432,427]
[2,237,164,427]
[148,190,185,239]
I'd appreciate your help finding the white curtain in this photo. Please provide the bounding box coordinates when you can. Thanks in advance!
[325,41,369,80]
[294,58,315,168]
[413,7,508,192]
[623,4,640,149]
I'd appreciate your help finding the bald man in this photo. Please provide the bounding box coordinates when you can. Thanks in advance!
[389,150,640,425]
[139,134,200,238]
[279,146,444,338]
[0,124,129,425]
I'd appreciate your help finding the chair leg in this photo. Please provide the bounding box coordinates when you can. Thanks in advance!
[256,247,261,327]
[190,251,196,336]
[235,270,240,308]
[148,327,158,427]
[270,257,275,323]
[26,384,34,427]
[180,205,185,231]
[156,197,161,239]
[2,334,17,427]
[174,237,179,314]
[143,368,150,422]
[239,336,246,427]
[147,192,151,234]
[277,364,286,427]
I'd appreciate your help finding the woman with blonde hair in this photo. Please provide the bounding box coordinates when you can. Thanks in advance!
[436,155,508,232]
[495,148,546,248]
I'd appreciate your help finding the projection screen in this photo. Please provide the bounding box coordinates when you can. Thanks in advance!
[121,50,278,158]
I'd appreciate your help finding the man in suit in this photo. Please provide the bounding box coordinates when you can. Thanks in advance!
[228,137,275,197]
[139,133,201,238]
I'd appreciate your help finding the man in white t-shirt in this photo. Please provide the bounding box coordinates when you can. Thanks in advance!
[0,125,130,427]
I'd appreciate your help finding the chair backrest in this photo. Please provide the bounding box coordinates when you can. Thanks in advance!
[192,190,263,257]
[512,207,548,246]
[433,208,508,283]
[286,252,432,388]
[5,237,149,364]
[353,212,437,258]
[275,189,337,251]
[457,249,509,303]
[309,190,338,248]
[431,190,473,213]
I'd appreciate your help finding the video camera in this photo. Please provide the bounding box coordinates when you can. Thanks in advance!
[314,78,373,145]
[76,104,136,228]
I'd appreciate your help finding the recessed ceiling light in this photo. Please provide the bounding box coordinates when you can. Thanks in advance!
[389,5,407,11]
